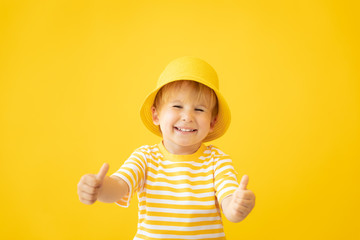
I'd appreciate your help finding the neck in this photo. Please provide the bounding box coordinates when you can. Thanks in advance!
[162,141,202,155]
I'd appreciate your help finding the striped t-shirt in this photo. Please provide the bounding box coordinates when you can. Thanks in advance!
[112,142,239,240]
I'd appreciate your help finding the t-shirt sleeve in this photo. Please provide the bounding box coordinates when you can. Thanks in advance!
[213,153,239,205]
[111,148,147,207]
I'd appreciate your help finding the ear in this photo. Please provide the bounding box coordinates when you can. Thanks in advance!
[209,115,218,132]
[151,106,160,126]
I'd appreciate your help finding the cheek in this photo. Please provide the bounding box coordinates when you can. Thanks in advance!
[199,115,213,127]
[159,111,177,125]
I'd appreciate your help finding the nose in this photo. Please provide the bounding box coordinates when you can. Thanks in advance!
[181,109,193,122]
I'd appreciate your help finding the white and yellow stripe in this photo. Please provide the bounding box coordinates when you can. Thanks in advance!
[112,142,238,240]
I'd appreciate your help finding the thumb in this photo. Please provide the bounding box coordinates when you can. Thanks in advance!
[239,175,249,190]
[97,163,109,182]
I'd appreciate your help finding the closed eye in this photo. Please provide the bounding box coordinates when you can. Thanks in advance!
[173,105,182,109]
[195,108,204,112]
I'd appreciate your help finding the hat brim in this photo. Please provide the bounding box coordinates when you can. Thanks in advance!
[140,78,231,142]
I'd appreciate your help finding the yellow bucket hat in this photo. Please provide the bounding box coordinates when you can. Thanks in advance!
[140,56,231,142]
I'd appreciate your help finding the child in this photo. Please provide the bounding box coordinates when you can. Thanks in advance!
[77,56,256,240]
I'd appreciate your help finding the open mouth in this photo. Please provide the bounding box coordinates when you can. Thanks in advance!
[174,126,197,133]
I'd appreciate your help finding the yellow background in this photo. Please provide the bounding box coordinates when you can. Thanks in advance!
[1,0,359,239]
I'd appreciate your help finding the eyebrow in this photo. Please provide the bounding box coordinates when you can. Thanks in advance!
[168,100,182,104]
[167,97,211,107]
[195,105,208,109]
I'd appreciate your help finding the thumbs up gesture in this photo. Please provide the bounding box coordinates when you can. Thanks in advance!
[77,163,109,205]
[222,175,256,223]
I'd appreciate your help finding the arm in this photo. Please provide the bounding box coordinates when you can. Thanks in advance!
[221,175,256,223]
[77,163,129,205]
[97,175,129,203]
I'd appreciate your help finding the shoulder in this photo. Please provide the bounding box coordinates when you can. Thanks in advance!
[129,144,161,159]
[204,145,233,167]
[133,144,160,153]
[204,145,230,158]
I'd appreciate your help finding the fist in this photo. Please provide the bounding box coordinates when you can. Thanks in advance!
[77,163,109,205]
[229,175,256,221]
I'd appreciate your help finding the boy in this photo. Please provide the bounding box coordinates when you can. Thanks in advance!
[77,56,255,239]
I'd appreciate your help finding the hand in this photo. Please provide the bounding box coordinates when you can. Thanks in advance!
[77,163,109,205]
[227,175,256,222]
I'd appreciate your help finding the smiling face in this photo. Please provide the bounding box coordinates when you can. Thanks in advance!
[151,81,218,155]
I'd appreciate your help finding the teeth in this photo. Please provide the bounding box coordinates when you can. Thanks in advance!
[177,127,195,132]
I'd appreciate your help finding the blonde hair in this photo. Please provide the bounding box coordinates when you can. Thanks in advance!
[153,80,218,118]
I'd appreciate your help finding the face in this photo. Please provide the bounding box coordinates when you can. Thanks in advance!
[151,83,217,155]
